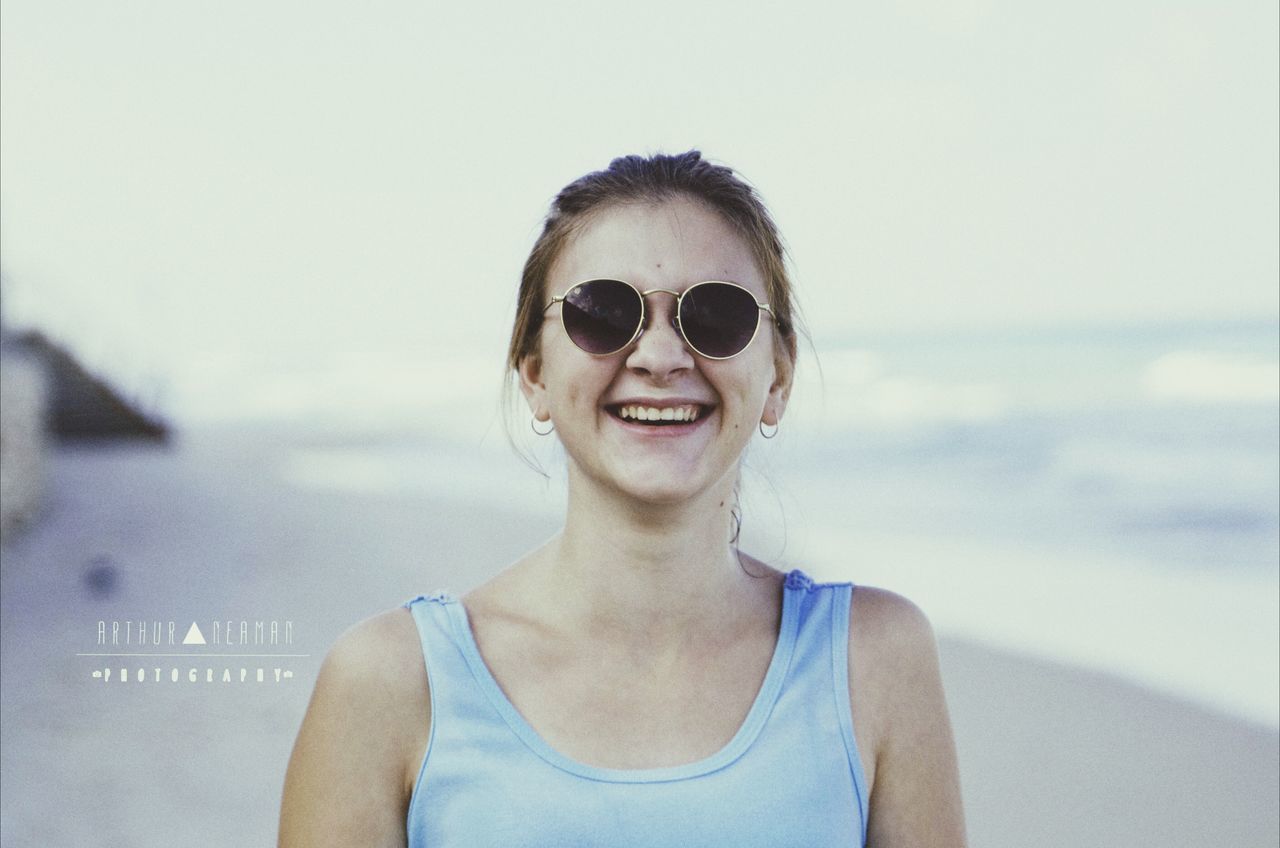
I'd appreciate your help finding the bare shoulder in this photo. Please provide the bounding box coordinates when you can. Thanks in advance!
[325,608,431,789]
[848,585,948,747]
[311,608,430,754]
[850,585,939,670]
[278,607,430,848]
[325,607,426,696]
[847,586,967,846]
[847,587,939,769]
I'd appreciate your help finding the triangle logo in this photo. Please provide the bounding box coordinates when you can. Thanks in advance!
[182,622,206,645]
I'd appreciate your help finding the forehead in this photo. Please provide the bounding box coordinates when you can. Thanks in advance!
[548,197,765,296]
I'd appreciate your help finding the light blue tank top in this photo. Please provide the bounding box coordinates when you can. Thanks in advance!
[401,570,870,847]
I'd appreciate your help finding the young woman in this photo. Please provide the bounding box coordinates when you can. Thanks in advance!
[279,151,967,847]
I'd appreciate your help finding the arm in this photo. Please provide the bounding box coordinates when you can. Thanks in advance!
[278,609,430,848]
[850,587,967,847]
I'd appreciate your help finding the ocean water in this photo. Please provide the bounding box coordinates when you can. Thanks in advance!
[817,322,1274,566]
[230,319,1278,727]
[761,320,1279,727]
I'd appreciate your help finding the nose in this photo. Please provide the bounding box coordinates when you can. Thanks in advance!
[625,290,694,381]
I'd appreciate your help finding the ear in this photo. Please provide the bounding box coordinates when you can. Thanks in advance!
[518,352,551,423]
[761,342,795,427]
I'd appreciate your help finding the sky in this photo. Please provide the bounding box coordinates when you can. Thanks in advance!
[1,0,1276,426]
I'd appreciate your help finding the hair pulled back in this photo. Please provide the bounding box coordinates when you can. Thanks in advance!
[506,151,802,375]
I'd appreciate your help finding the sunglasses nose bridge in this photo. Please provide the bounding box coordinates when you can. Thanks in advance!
[635,287,683,335]
[627,288,694,364]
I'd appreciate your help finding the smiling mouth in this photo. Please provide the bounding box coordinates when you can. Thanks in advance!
[605,403,710,426]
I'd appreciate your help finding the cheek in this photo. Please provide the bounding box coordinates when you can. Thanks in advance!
[747,346,781,396]
[708,365,773,425]
[561,382,588,415]
[545,359,605,419]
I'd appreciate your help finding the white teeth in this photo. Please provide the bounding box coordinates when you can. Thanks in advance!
[616,404,703,422]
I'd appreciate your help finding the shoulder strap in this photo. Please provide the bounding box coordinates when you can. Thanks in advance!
[833,583,870,844]
[400,595,494,751]
[771,576,870,843]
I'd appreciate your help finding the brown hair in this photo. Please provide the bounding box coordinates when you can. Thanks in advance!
[506,150,802,375]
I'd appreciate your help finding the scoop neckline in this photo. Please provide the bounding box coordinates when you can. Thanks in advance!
[441,570,807,783]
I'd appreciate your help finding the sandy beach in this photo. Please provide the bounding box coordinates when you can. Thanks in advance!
[1,430,1276,847]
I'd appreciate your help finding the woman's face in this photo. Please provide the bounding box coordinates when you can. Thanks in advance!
[520,196,792,506]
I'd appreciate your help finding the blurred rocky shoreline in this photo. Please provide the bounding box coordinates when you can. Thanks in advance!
[0,326,167,542]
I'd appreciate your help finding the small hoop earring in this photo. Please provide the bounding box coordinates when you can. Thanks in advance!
[531,417,555,436]
[759,420,779,439]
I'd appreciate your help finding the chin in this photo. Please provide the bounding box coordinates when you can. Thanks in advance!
[618,482,704,506]
[608,458,738,508]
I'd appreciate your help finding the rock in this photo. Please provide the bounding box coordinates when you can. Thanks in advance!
[0,350,48,542]
[4,330,168,442]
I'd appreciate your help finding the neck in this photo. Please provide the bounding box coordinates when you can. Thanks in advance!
[532,462,766,645]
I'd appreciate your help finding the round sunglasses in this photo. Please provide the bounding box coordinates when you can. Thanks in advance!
[543,279,776,360]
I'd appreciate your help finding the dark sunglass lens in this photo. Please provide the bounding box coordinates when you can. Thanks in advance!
[561,280,642,354]
[679,284,760,358]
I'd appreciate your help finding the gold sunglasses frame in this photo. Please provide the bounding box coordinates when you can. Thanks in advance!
[542,278,776,361]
